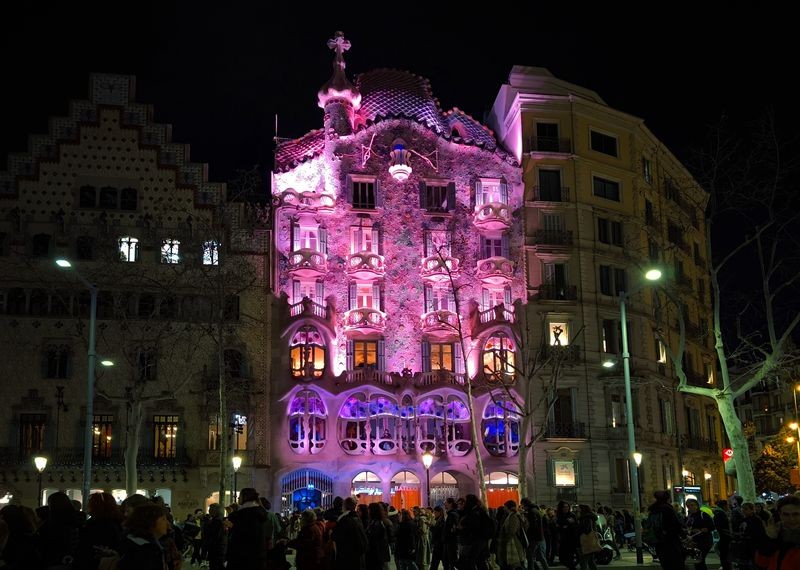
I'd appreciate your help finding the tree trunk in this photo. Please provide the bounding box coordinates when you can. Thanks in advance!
[218,319,229,505]
[465,376,487,501]
[125,399,143,496]
[517,409,530,498]
[717,393,757,501]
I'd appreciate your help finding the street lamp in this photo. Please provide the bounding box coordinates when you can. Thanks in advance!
[633,452,643,514]
[422,450,433,507]
[620,267,662,565]
[788,422,800,468]
[34,456,47,507]
[55,258,113,511]
[232,455,242,502]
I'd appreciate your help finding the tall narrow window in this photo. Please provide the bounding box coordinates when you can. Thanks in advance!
[19,413,46,457]
[76,236,95,260]
[430,343,454,372]
[478,180,508,205]
[536,122,560,152]
[351,180,376,209]
[289,390,327,454]
[207,414,221,450]
[353,340,379,368]
[119,236,139,262]
[137,348,157,382]
[231,413,248,452]
[611,395,626,427]
[92,415,113,459]
[79,185,97,208]
[643,158,652,184]
[224,349,244,378]
[203,240,220,265]
[43,344,70,379]
[290,326,326,379]
[161,239,180,264]
[120,188,138,210]
[153,415,179,458]
[483,333,515,381]
[659,400,674,435]
[548,322,570,346]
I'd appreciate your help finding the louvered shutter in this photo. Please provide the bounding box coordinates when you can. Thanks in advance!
[319,228,328,255]
[421,341,431,373]
[425,232,434,257]
[500,180,509,204]
[375,179,383,207]
[348,283,357,310]
[501,236,509,259]
[375,225,383,255]
[546,459,555,487]
[346,340,355,371]
[419,181,427,209]
[446,181,456,211]
[454,342,465,374]
[291,221,299,251]
[292,280,301,304]
[346,178,353,205]
[377,339,386,370]
[503,286,512,306]
[373,284,381,311]
[574,459,583,486]
[544,263,555,284]
[315,282,324,306]
[481,288,490,312]
[475,181,483,207]
[424,285,433,313]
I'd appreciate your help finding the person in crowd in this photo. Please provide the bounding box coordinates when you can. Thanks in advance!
[755,495,800,569]
[457,494,492,570]
[0,504,41,569]
[226,488,267,570]
[412,506,431,570]
[544,507,557,566]
[575,505,598,570]
[555,501,578,570]
[685,498,715,570]
[332,497,368,570]
[260,497,286,570]
[324,497,344,523]
[77,492,124,570]
[712,499,732,570]
[202,503,226,570]
[288,509,325,570]
[730,502,765,570]
[364,503,390,570]
[396,509,419,570]
[646,491,685,570]
[429,506,446,570]
[442,498,459,570]
[754,501,772,525]
[118,502,170,570]
[38,491,81,569]
[520,499,548,570]
[496,500,526,570]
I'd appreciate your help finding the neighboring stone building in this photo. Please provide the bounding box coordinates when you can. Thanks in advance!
[269,33,525,511]
[488,67,729,506]
[0,74,272,510]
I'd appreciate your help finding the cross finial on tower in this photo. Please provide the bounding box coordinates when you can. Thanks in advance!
[327,31,351,71]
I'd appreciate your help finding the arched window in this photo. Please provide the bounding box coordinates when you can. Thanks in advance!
[339,393,369,454]
[368,395,399,455]
[482,400,520,457]
[484,471,520,508]
[351,471,382,503]
[399,395,416,454]
[390,471,421,511]
[288,390,326,454]
[445,396,472,456]
[290,325,326,379]
[417,396,445,455]
[483,332,515,382]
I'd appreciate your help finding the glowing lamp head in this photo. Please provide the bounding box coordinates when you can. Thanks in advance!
[34,456,48,472]
[389,143,412,182]
[55,259,72,268]
[422,450,433,470]
[704,472,712,480]
[681,469,690,477]
[231,455,242,471]
[602,359,616,369]
[791,422,799,431]
[632,452,642,467]
[644,268,662,281]
[787,436,796,443]
[100,360,115,367]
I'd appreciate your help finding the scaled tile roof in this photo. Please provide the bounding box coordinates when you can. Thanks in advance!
[274,129,326,172]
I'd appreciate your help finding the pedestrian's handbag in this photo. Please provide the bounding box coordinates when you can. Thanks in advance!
[579,530,602,554]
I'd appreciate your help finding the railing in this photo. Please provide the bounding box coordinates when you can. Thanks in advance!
[478,304,514,325]
[544,422,587,439]
[682,434,719,453]
[420,254,460,280]
[0,447,192,467]
[531,229,573,246]
[535,284,577,301]
[415,370,466,387]
[684,370,708,387]
[196,449,256,467]
[475,256,514,284]
[344,368,394,385]
[421,310,460,332]
[525,137,572,153]
[541,344,581,362]
[343,308,386,332]
[346,251,385,277]
[473,203,512,230]
[287,249,327,275]
[288,298,329,320]
[531,186,570,202]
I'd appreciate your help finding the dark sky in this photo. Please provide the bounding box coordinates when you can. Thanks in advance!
[2,7,797,184]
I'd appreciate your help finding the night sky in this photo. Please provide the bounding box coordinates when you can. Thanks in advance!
[1,7,797,185]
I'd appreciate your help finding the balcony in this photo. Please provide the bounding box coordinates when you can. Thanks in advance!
[0,447,192,468]
[544,421,587,440]
[421,310,460,337]
[541,344,581,362]
[535,284,577,301]
[343,367,394,386]
[525,137,572,154]
[277,189,335,213]
[286,249,327,279]
[346,251,385,280]
[478,304,514,326]
[475,256,514,285]
[288,298,331,322]
[420,254,460,282]
[473,202,512,231]
[342,307,386,333]
[531,186,570,203]
[415,370,466,387]
[682,434,719,454]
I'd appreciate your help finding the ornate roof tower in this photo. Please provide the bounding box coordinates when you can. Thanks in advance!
[317,31,361,137]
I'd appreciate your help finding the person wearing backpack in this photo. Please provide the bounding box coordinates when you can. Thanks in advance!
[496,500,527,570]
[645,490,685,570]
[520,498,548,570]
[685,499,715,570]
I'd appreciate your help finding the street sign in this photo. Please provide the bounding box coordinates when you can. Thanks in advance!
[723,448,733,462]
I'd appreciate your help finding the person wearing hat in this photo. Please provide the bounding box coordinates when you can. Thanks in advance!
[226,488,268,570]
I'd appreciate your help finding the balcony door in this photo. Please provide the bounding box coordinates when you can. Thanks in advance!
[539,170,562,201]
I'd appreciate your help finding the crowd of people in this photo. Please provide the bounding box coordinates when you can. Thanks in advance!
[1,488,799,569]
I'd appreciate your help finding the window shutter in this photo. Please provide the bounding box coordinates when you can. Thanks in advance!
[500,180,509,204]
[348,283,357,310]
[377,339,386,370]
[65,351,72,379]
[424,285,433,313]
[371,228,380,254]
[292,280,301,303]
[454,342,465,374]
[447,181,456,211]
[503,286,512,306]
[475,181,483,207]
[315,281,325,305]
[481,288,490,311]
[501,236,509,259]
[319,228,328,255]
[346,340,355,371]
[425,232,433,257]
[375,179,383,207]
[546,458,555,487]
[447,290,456,312]
[544,263,555,284]
[421,341,431,373]
[575,459,583,486]
[41,352,50,378]
[291,221,299,251]
[346,178,353,204]
[419,181,427,209]
[373,284,381,311]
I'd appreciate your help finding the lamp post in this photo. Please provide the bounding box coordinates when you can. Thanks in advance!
[788,424,800,468]
[232,455,242,502]
[633,452,643,514]
[34,455,47,507]
[791,384,800,467]
[620,267,662,565]
[56,259,113,510]
[422,450,433,507]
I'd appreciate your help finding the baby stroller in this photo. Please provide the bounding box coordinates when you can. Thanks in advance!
[594,524,616,565]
